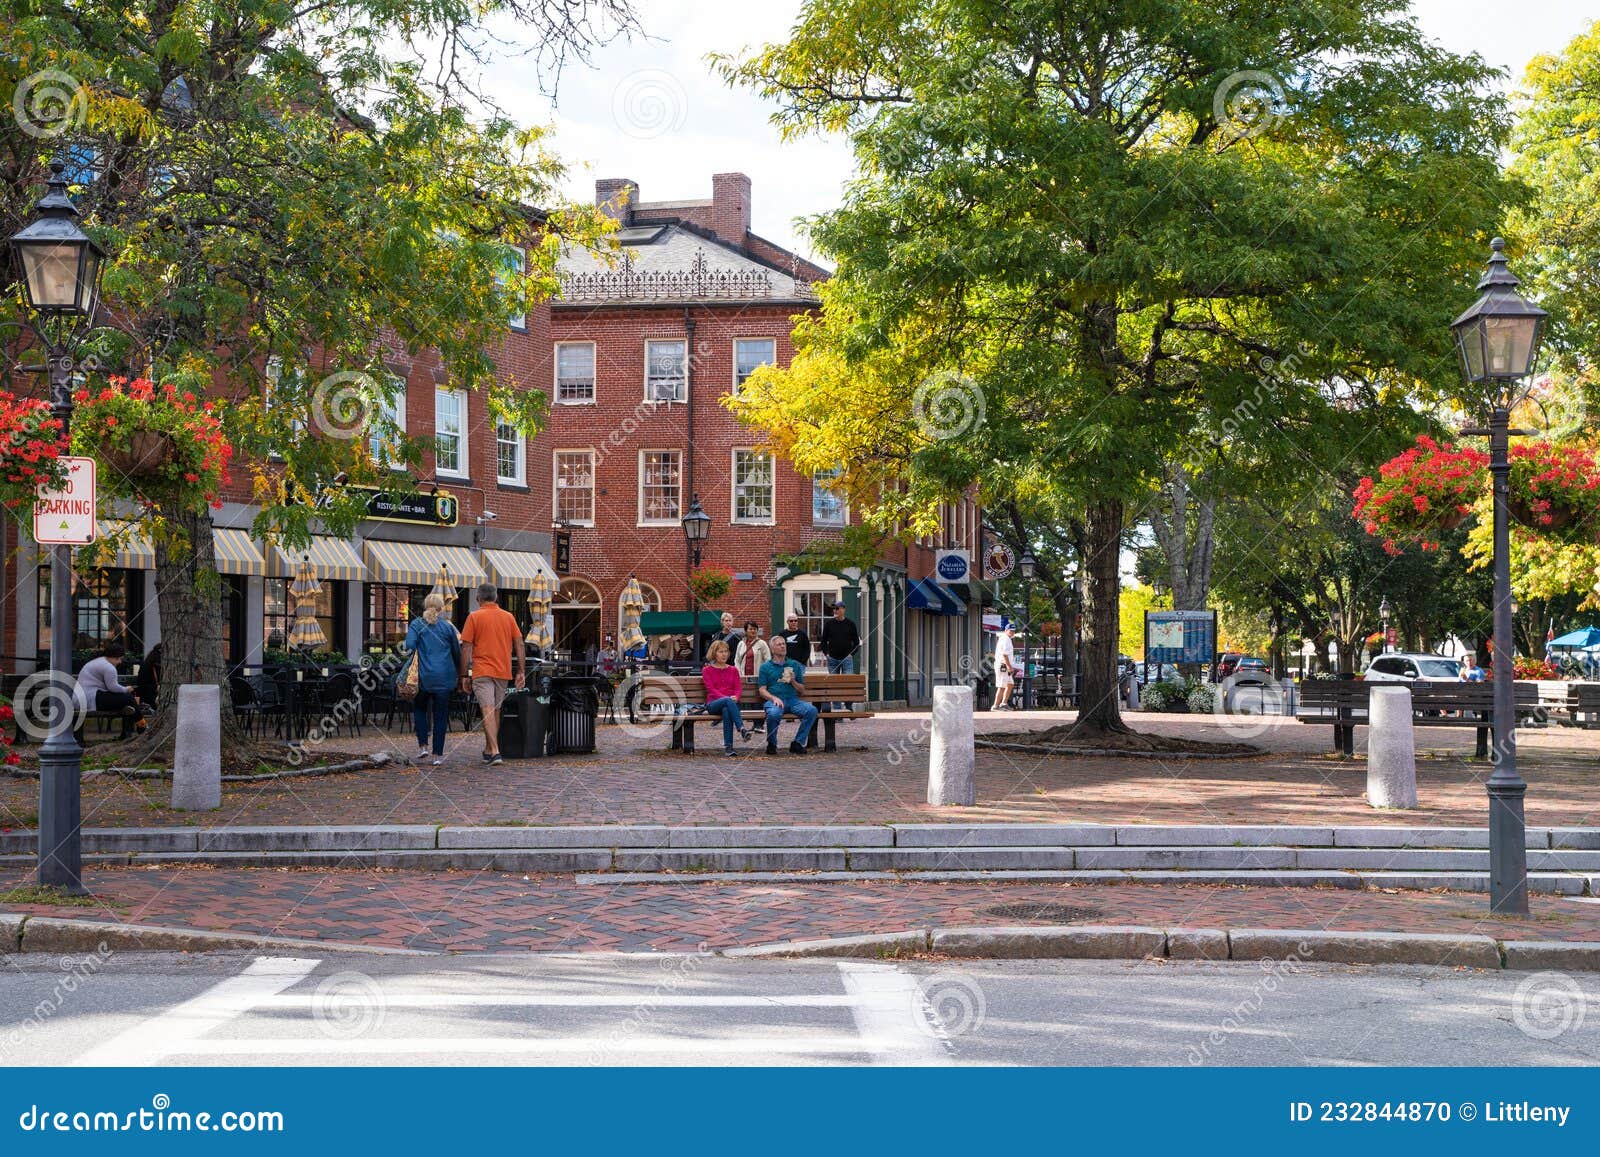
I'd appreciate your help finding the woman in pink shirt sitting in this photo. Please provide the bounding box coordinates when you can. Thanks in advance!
[702,639,752,755]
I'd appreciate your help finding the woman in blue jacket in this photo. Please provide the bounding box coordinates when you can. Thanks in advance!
[404,593,461,765]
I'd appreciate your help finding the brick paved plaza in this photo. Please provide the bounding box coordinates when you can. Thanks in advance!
[3,709,1596,832]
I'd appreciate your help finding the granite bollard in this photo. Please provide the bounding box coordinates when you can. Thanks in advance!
[1367,684,1417,809]
[172,684,221,811]
[928,685,976,806]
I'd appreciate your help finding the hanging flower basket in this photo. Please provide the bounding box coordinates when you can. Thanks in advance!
[1506,441,1600,545]
[0,392,69,511]
[71,377,231,511]
[1507,493,1581,533]
[102,430,177,477]
[1352,435,1487,554]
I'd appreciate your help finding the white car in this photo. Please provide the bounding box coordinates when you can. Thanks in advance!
[1364,653,1462,683]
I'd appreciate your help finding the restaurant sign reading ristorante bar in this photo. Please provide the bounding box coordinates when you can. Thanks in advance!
[358,486,459,527]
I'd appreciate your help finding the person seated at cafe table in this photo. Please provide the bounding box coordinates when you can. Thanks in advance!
[73,642,147,739]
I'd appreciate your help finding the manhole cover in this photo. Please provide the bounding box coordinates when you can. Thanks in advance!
[981,902,1100,923]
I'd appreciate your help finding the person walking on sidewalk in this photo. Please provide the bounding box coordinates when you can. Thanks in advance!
[702,639,752,756]
[758,635,818,755]
[459,583,526,766]
[992,624,1018,710]
[405,593,462,765]
[819,601,860,709]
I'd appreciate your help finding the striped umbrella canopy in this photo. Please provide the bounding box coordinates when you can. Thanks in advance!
[429,564,457,610]
[288,555,327,650]
[619,576,647,650]
[524,571,555,647]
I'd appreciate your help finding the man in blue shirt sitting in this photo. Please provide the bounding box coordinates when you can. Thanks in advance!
[757,635,818,755]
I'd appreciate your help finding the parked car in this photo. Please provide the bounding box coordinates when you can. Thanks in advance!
[1363,653,1462,683]
[1231,657,1270,684]
[1216,652,1244,679]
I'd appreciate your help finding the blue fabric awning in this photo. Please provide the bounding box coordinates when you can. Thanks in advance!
[907,578,964,616]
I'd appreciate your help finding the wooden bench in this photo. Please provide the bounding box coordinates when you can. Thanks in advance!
[1567,683,1600,729]
[1297,679,1542,757]
[637,673,873,753]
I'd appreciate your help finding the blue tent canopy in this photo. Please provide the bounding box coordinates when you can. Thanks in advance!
[907,578,964,616]
[1550,627,1600,649]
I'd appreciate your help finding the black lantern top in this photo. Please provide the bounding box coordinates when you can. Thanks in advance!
[7,161,105,317]
[1450,238,1547,392]
[1379,596,1391,620]
[681,493,711,543]
[1019,551,1037,581]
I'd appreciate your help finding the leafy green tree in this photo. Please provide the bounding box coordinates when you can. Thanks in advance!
[724,0,1517,738]
[1,0,627,745]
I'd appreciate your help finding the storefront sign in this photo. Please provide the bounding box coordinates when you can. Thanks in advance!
[34,456,97,545]
[982,539,1015,581]
[554,530,571,574]
[934,548,971,584]
[359,487,458,527]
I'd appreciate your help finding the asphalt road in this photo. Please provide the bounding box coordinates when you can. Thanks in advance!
[1,952,1595,1066]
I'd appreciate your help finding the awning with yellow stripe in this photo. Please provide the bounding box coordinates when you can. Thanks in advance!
[212,529,267,577]
[265,536,367,582]
[481,549,559,591]
[78,521,154,569]
[363,540,487,587]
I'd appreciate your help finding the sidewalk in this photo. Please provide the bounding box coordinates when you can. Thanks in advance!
[3,711,1596,833]
[5,865,1599,953]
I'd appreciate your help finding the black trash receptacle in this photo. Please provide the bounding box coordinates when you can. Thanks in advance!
[499,688,551,759]
[549,675,601,754]
[975,672,994,711]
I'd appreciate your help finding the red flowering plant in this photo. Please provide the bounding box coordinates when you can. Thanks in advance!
[1352,435,1488,554]
[1505,440,1600,543]
[687,564,735,607]
[0,391,70,511]
[70,377,232,512]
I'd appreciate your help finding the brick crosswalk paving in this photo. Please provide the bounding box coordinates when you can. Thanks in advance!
[2,712,1597,833]
[5,867,1599,953]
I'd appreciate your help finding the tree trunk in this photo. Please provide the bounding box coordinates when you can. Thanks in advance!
[1149,466,1215,611]
[1067,498,1127,736]
[130,506,244,755]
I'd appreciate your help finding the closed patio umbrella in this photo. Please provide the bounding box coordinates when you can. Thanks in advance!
[429,564,458,611]
[288,555,326,650]
[525,571,554,649]
[619,575,647,650]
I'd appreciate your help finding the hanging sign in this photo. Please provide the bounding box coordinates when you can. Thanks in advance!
[33,457,97,545]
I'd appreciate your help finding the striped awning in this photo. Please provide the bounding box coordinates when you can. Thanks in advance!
[79,521,154,570]
[482,549,559,591]
[363,540,486,587]
[212,529,267,577]
[265,536,367,582]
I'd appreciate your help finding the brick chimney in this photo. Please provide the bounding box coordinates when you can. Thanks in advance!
[595,178,639,225]
[709,172,752,244]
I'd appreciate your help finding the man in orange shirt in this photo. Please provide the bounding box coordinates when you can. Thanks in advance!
[459,582,526,765]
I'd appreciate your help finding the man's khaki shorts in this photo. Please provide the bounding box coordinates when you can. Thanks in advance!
[472,677,509,710]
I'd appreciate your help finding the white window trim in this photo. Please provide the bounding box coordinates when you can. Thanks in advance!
[732,337,777,395]
[552,448,596,528]
[554,341,597,405]
[643,338,688,405]
[495,419,526,486]
[812,466,849,528]
[730,447,776,526]
[503,246,527,331]
[434,386,469,479]
[637,448,683,527]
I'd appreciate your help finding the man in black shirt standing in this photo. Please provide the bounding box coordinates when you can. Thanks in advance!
[819,601,861,710]
[779,611,812,668]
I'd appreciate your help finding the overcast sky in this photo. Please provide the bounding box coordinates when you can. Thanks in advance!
[485,1,1597,264]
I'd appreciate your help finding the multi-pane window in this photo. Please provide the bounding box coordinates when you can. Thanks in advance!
[639,450,682,524]
[434,387,466,476]
[556,343,595,403]
[813,466,848,527]
[732,449,774,523]
[369,372,406,467]
[645,340,687,402]
[501,245,526,330]
[265,578,341,656]
[733,338,776,393]
[495,421,524,485]
[555,451,595,525]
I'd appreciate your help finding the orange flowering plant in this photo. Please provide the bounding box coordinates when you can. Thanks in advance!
[0,391,70,510]
[70,377,232,512]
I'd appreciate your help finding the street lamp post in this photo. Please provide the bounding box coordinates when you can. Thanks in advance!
[680,493,711,666]
[1452,237,1548,916]
[1019,551,1037,710]
[1379,596,1392,654]
[7,162,106,894]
